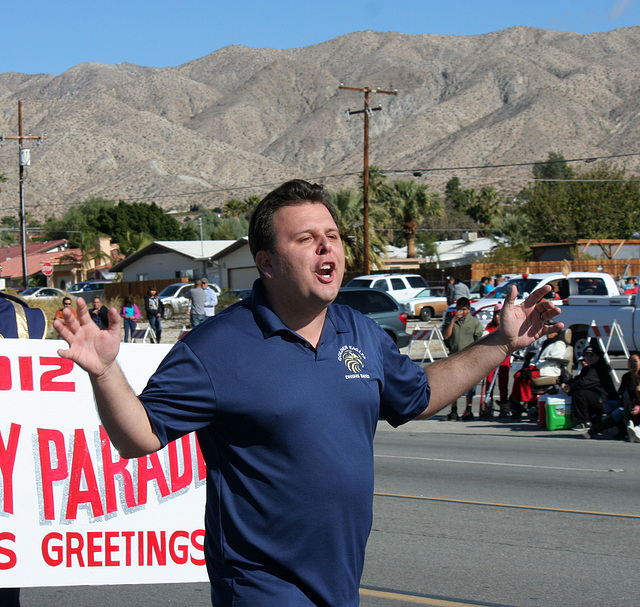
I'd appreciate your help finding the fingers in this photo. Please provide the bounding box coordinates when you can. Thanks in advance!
[541,320,565,334]
[523,284,553,308]
[503,284,518,306]
[107,308,121,336]
[53,317,72,342]
[75,297,91,324]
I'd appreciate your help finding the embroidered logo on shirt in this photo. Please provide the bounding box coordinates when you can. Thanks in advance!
[338,345,370,379]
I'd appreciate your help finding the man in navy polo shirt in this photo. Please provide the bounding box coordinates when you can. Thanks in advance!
[54,180,563,606]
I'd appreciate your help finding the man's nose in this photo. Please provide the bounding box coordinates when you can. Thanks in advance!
[317,236,332,254]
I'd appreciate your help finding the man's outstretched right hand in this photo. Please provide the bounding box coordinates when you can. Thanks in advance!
[54,297,122,378]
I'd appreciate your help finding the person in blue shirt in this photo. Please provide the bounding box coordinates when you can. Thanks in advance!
[54,179,562,607]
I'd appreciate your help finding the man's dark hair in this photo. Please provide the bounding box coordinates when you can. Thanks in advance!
[248,179,338,259]
[456,297,471,308]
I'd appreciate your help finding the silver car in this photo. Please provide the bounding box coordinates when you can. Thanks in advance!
[158,283,194,319]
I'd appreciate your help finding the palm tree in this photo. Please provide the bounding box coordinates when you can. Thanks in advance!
[59,231,114,280]
[118,230,155,257]
[329,187,388,272]
[224,198,246,218]
[243,195,262,221]
[385,180,443,258]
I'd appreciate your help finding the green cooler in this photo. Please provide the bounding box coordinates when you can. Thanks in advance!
[543,394,574,430]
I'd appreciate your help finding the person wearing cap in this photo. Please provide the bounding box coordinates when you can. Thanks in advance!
[562,342,617,431]
[442,296,483,420]
[201,278,218,318]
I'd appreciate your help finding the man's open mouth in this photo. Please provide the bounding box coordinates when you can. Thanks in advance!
[318,263,334,277]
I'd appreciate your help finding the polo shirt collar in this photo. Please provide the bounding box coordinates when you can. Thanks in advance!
[247,279,350,341]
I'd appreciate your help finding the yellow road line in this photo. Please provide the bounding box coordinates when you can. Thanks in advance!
[373,491,640,519]
[360,587,486,606]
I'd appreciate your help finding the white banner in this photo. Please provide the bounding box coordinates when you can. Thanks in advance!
[0,340,208,588]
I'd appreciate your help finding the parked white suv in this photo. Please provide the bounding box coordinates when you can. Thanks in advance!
[345,274,429,303]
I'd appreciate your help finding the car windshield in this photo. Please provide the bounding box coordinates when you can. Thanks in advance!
[67,283,87,292]
[158,285,182,298]
[346,278,374,288]
[489,278,539,299]
[407,276,428,288]
[20,287,39,295]
[414,288,434,298]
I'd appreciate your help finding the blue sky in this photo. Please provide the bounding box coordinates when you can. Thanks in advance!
[2,0,639,75]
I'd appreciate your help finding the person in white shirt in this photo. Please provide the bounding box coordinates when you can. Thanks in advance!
[201,278,219,317]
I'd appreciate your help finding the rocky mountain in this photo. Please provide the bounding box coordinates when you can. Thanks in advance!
[1,26,640,218]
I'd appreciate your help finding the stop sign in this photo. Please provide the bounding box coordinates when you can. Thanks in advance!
[41,262,54,276]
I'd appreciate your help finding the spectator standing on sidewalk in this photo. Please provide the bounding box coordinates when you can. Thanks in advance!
[446,276,471,305]
[201,278,218,318]
[442,296,483,420]
[119,295,141,343]
[144,287,165,342]
[187,279,207,327]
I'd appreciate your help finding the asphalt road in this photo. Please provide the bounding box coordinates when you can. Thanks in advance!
[20,417,639,607]
[360,419,639,607]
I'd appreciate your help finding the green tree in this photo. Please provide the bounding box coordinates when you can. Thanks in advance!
[58,230,113,279]
[533,151,574,182]
[42,198,193,249]
[444,178,504,226]
[384,180,443,258]
[1,215,19,246]
[444,177,470,214]
[329,187,388,272]
[118,231,156,257]
[490,210,532,250]
[523,162,640,242]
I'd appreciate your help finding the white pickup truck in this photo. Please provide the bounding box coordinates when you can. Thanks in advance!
[556,288,639,359]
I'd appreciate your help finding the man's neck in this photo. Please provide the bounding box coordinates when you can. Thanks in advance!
[261,287,329,348]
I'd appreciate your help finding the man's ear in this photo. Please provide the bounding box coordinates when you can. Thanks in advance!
[256,250,275,279]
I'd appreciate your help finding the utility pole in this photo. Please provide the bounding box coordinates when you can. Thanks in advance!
[2,101,46,287]
[339,84,397,274]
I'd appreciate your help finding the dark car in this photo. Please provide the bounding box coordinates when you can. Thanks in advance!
[334,287,410,348]
[67,279,112,303]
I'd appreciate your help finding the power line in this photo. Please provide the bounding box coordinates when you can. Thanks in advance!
[3,151,640,212]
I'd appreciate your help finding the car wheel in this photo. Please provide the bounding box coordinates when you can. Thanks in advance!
[163,306,174,320]
[419,307,433,322]
[571,325,589,363]
[573,336,588,363]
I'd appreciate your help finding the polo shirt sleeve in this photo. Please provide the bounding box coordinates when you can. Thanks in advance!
[138,341,217,446]
[378,335,431,427]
